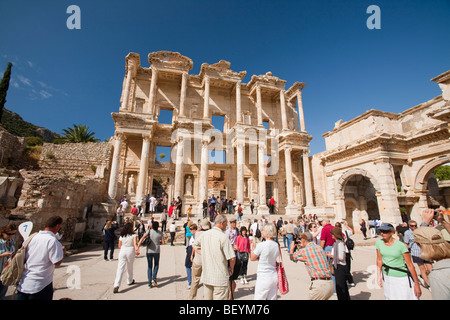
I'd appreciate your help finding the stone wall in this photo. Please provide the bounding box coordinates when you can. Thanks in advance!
[40,142,112,179]
[5,142,113,243]
[0,127,26,167]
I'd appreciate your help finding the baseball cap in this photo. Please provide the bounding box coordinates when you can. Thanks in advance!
[379,223,395,231]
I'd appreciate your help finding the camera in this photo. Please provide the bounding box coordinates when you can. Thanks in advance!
[434,209,440,219]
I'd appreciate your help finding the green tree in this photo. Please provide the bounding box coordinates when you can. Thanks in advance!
[62,124,99,143]
[434,165,450,181]
[0,62,13,122]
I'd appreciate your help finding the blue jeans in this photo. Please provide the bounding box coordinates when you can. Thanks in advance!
[186,267,192,286]
[324,245,336,292]
[286,234,294,252]
[146,252,160,285]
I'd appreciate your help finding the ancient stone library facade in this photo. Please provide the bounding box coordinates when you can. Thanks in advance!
[1,51,449,236]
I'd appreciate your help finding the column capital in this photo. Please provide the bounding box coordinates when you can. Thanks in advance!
[142,134,152,143]
[115,132,124,141]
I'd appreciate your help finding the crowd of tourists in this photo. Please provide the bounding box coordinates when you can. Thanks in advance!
[0,201,449,300]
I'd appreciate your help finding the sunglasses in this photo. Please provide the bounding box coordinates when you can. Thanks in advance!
[5,232,16,236]
[380,229,393,234]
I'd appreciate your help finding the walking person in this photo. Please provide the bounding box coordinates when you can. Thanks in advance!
[169,220,176,246]
[16,216,65,300]
[327,227,351,300]
[189,219,210,300]
[192,214,235,300]
[250,223,280,300]
[113,223,139,293]
[360,219,368,240]
[235,226,251,284]
[134,220,146,242]
[138,221,165,287]
[185,223,197,289]
[102,220,119,261]
[290,231,334,300]
[376,223,421,300]
[403,220,432,288]
[0,223,17,299]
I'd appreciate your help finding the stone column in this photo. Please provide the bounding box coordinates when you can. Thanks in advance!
[173,136,185,199]
[258,143,269,214]
[284,147,296,214]
[335,196,346,222]
[374,159,402,224]
[280,90,288,130]
[179,72,188,118]
[198,138,210,204]
[147,68,158,115]
[302,150,314,207]
[121,68,133,111]
[256,85,263,126]
[235,81,242,123]
[203,75,210,119]
[296,91,306,132]
[136,135,151,203]
[236,138,245,205]
[108,133,124,201]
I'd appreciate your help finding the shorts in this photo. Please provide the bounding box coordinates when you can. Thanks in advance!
[412,256,432,264]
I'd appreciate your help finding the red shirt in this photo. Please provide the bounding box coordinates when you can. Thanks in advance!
[131,207,138,215]
[320,224,335,247]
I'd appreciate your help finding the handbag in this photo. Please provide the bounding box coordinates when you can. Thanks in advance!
[276,245,289,295]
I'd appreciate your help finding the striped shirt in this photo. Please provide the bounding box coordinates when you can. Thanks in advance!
[403,229,421,258]
[290,242,332,279]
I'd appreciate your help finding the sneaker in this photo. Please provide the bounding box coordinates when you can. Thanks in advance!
[240,277,244,284]
[113,287,119,293]
[151,280,158,287]
[244,277,249,284]
[128,280,135,285]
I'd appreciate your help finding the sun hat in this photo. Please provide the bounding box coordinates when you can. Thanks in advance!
[330,227,344,240]
[201,219,211,230]
[413,226,445,245]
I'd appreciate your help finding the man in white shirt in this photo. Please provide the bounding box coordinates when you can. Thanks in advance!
[16,216,65,300]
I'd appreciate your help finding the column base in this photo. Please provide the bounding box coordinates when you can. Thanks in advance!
[257,205,270,215]
[285,205,299,215]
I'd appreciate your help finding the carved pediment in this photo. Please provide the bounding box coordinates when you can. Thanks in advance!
[148,51,193,72]
[199,60,246,82]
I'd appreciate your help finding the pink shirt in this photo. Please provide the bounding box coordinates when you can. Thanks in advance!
[235,235,251,253]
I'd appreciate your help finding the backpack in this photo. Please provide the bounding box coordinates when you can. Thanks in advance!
[255,224,261,238]
[345,231,355,251]
[1,232,38,286]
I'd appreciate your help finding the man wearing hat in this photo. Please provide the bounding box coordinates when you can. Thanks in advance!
[414,226,450,300]
[290,231,334,300]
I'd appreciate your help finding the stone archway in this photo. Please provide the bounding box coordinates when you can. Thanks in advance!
[411,155,450,221]
[414,155,450,191]
[334,168,380,232]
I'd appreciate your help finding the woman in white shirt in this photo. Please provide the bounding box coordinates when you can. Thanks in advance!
[250,223,281,300]
[327,227,350,300]
[113,223,139,293]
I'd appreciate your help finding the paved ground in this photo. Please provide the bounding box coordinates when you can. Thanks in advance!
[5,232,432,301]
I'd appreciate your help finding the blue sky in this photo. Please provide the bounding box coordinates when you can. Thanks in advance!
[1,0,449,156]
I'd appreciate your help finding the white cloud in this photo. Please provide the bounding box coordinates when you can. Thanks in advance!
[17,74,32,87]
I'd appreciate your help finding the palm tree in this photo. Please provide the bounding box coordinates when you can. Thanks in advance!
[62,124,99,143]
